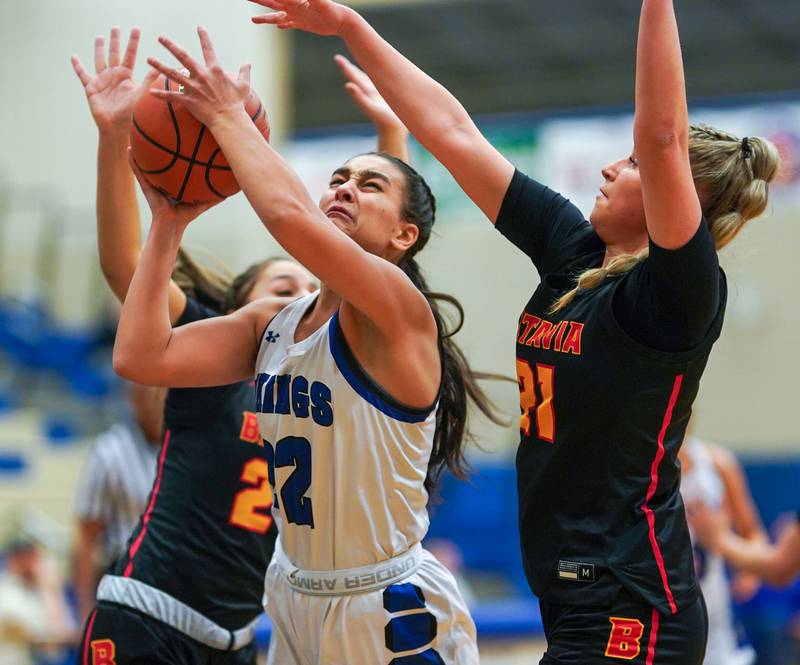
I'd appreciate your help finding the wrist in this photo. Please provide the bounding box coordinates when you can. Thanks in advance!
[205,105,251,135]
[337,6,363,40]
[379,123,409,137]
[98,127,131,143]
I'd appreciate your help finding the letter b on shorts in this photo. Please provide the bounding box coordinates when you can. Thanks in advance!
[90,639,117,665]
[605,617,644,660]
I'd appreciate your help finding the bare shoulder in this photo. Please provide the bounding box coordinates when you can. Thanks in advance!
[237,295,301,338]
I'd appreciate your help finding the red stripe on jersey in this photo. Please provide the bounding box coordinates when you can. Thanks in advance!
[641,374,683,615]
[123,428,171,577]
[82,609,98,665]
[646,607,660,665]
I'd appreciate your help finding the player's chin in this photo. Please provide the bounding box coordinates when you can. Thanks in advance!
[588,201,606,227]
[327,213,356,233]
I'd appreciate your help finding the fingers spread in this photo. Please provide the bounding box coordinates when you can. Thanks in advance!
[157,36,201,74]
[251,12,287,25]
[248,0,285,8]
[344,82,366,102]
[71,55,91,87]
[334,55,372,91]
[108,26,121,68]
[197,26,219,67]
[94,35,107,73]
[147,57,192,88]
[122,27,142,71]
[150,88,187,104]
[137,67,160,99]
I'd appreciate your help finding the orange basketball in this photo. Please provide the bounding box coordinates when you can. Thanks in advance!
[130,74,270,203]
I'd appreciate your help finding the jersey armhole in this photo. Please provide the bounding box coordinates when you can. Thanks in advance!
[327,312,436,424]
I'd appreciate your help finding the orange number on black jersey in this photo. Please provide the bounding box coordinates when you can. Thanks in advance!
[516,359,556,442]
[229,458,274,533]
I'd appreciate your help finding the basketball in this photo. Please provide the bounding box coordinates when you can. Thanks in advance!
[130,74,270,203]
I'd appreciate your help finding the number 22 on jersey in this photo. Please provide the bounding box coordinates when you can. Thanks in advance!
[516,359,556,442]
[229,458,274,533]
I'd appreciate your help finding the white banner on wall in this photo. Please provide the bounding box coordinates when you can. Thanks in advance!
[286,98,800,225]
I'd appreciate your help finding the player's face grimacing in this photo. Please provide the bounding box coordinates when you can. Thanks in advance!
[247,260,317,303]
[589,152,649,249]
[319,154,419,262]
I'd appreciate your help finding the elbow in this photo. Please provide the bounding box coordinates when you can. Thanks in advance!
[111,345,136,381]
[112,340,150,383]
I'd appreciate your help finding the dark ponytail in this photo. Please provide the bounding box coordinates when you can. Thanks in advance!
[172,248,231,312]
[173,249,288,313]
[369,153,508,495]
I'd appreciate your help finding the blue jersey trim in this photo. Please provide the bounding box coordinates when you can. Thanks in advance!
[328,313,435,424]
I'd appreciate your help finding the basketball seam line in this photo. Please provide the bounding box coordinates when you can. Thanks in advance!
[177,124,210,202]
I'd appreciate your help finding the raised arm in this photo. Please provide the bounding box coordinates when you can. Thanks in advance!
[112,160,265,387]
[689,500,800,588]
[634,0,702,249]
[250,0,514,221]
[72,27,187,322]
[146,29,435,348]
[335,55,409,163]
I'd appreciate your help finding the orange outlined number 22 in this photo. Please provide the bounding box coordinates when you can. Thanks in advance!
[229,458,274,533]
[516,359,556,443]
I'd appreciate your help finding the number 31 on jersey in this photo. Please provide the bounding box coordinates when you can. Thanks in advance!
[516,359,556,442]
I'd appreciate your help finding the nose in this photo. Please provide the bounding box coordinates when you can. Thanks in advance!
[335,180,356,203]
[601,161,617,181]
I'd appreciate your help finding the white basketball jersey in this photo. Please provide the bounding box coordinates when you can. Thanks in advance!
[681,438,755,665]
[254,294,437,571]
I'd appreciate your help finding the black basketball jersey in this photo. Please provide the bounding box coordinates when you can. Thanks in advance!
[112,298,277,630]
[497,170,726,616]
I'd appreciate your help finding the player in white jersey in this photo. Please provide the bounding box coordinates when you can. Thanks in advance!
[113,27,505,665]
[679,437,765,665]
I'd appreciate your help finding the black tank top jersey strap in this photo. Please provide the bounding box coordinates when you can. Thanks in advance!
[496,170,727,615]
[113,297,277,630]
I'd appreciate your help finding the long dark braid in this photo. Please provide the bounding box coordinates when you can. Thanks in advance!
[369,153,508,494]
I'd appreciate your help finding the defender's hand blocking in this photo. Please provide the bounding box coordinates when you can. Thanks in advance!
[146,27,251,129]
[249,0,352,36]
[71,26,158,135]
[335,55,406,134]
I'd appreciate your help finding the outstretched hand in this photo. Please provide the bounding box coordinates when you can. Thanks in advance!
[71,27,158,135]
[335,55,405,133]
[248,0,353,36]
[128,149,218,230]
[146,26,251,129]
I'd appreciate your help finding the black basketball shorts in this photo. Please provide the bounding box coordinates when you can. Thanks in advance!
[538,588,708,664]
[78,601,258,665]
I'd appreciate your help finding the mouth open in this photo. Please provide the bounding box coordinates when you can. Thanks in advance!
[326,206,354,223]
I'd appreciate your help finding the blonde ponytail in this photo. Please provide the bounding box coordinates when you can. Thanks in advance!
[549,124,780,313]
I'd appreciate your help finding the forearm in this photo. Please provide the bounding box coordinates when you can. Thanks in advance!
[208,110,324,250]
[377,122,410,164]
[634,0,689,148]
[717,526,800,587]
[339,11,475,156]
[73,534,100,624]
[97,131,141,300]
[113,218,183,383]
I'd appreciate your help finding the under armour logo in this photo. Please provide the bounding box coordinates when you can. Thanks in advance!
[265,331,280,343]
